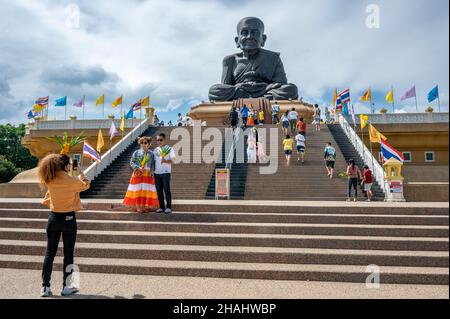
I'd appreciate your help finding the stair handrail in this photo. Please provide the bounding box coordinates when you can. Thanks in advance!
[337,114,385,195]
[225,128,240,170]
[83,118,151,181]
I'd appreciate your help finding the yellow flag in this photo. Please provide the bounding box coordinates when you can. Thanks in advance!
[331,89,337,107]
[360,87,371,102]
[112,95,123,108]
[360,114,369,129]
[95,94,104,106]
[386,90,394,104]
[369,124,387,144]
[120,114,125,132]
[97,129,104,153]
[33,104,46,112]
[140,96,149,107]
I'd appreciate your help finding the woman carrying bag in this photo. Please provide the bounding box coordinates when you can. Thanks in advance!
[38,153,90,297]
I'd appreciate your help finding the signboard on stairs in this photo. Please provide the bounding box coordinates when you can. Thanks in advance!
[215,168,230,200]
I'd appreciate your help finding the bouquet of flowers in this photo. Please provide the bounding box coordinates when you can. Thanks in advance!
[338,172,348,179]
[47,132,87,155]
[140,153,149,168]
[160,145,172,159]
[134,153,149,177]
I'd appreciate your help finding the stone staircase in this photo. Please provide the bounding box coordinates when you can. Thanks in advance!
[245,125,367,200]
[328,124,384,200]
[0,201,447,285]
[205,130,248,199]
[82,126,216,200]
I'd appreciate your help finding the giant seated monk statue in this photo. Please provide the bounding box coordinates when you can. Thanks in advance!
[208,17,298,102]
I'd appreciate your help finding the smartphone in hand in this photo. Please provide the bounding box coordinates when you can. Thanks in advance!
[72,159,78,170]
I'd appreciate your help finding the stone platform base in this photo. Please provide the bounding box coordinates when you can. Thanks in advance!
[187,99,315,126]
[0,167,45,198]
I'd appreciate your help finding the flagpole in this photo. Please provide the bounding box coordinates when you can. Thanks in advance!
[65,102,67,121]
[437,95,441,113]
[121,112,124,140]
[414,95,418,113]
[121,101,123,123]
[139,106,142,135]
[368,123,375,172]
[82,96,85,120]
[370,91,374,114]
[391,86,395,113]
[361,125,365,163]
[102,94,105,118]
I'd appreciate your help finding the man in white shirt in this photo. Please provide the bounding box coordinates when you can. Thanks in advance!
[295,132,306,163]
[288,108,299,135]
[154,133,176,214]
[271,102,280,124]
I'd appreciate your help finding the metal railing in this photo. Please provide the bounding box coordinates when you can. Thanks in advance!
[29,119,142,131]
[338,114,385,195]
[350,112,449,125]
[83,119,150,181]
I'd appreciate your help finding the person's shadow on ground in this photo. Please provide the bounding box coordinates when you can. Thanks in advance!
[50,294,146,299]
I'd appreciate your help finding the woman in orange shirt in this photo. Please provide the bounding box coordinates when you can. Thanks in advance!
[38,153,90,297]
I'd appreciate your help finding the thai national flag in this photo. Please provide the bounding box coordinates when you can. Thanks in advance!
[336,89,350,110]
[83,142,102,162]
[132,100,142,111]
[35,96,49,105]
[381,140,404,163]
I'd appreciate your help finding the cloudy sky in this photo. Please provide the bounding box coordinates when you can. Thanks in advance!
[0,0,448,124]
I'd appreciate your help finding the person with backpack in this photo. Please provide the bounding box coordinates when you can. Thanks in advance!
[324,142,336,179]
[280,110,290,136]
[241,104,249,128]
[295,131,306,164]
[229,107,239,129]
[271,101,280,124]
[288,107,299,135]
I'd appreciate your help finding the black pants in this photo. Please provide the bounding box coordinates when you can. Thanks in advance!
[155,173,172,210]
[348,178,358,198]
[42,212,77,288]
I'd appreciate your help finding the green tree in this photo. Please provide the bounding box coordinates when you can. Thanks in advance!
[0,124,38,181]
[0,155,20,183]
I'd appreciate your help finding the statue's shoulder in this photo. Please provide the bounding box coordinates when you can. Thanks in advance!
[222,53,239,64]
[259,48,281,60]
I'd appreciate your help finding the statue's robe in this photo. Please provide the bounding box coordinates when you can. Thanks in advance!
[209,48,298,101]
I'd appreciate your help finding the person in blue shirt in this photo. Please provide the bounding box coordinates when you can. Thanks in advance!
[241,105,249,128]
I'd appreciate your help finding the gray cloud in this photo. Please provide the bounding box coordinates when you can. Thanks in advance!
[41,64,119,86]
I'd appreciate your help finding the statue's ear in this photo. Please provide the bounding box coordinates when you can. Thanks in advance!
[261,34,267,47]
[235,36,240,48]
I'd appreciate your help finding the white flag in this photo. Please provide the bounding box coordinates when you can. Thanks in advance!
[109,121,118,140]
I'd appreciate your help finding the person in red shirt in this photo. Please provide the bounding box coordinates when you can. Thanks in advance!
[296,118,307,137]
[362,165,373,202]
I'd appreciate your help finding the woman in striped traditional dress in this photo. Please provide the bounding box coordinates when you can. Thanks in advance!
[123,136,159,213]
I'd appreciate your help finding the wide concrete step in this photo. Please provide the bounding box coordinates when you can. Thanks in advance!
[0,209,446,226]
[1,228,447,251]
[0,254,447,284]
[0,240,448,268]
[1,201,446,215]
[0,217,447,237]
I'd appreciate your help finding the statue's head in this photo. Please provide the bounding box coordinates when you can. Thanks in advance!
[235,17,267,51]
